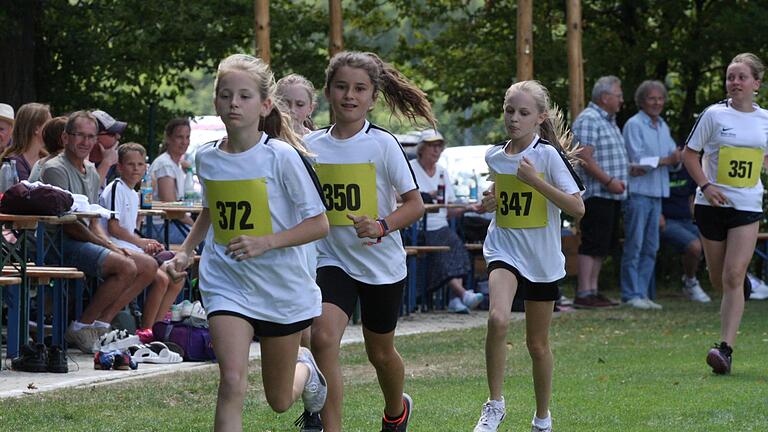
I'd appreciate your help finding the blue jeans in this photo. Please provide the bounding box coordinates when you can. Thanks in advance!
[621,194,661,301]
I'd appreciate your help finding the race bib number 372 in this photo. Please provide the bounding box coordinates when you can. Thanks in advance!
[495,173,548,229]
[204,178,272,245]
[315,163,378,226]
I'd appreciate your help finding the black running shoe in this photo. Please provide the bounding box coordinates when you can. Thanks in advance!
[706,341,733,375]
[47,345,68,373]
[381,393,412,432]
[294,410,323,432]
[11,343,48,372]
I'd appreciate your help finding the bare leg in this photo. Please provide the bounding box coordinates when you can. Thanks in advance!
[310,304,349,432]
[719,222,758,345]
[524,300,555,419]
[484,268,518,400]
[261,331,307,412]
[80,252,137,324]
[682,239,702,279]
[99,252,157,323]
[208,315,254,432]
[363,328,405,417]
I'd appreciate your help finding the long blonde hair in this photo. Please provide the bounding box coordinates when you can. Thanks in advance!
[2,103,50,160]
[214,54,309,156]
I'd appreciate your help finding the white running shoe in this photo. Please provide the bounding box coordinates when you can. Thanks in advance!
[623,297,651,310]
[682,277,711,303]
[474,398,506,432]
[643,298,663,310]
[462,290,485,310]
[749,279,768,300]
[297,347,327,413]
[448,297,469,314]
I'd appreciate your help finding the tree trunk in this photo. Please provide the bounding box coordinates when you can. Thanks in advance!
[0,0,41,107]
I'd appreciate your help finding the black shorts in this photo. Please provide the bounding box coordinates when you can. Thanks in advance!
[578,197,622,256]
[693,205,762,241]
[487,261,559,302]
[316,266,404,334]
[207,310,312,338]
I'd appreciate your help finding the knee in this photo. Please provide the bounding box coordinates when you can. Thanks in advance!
[219,368,248,398]
[687,240,702,258]
[106,255,137,279]
[310,327,338,354]
[722,270,744,291]
[526,338,551,360]
[366,345,397,369]
[265,392,293,413]
[487,309,511,332]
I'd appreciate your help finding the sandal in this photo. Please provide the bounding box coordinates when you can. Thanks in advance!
[128,342,183,364]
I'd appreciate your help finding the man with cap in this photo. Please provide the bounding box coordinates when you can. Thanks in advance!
[0,103,14,150]
[90,109,127,186]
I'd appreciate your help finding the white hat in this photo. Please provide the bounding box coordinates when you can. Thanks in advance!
[92,109,127,134]
[420,129,444,143]
[0,103,14,124]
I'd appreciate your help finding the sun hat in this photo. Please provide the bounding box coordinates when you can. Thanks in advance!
[0,103,14,124]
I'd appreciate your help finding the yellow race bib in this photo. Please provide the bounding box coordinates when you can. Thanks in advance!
[315,163,377,226]
[205,178,272,245]
[716,146,763,188]
[495,173,548,229]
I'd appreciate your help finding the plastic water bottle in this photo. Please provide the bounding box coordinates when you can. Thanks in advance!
[0,159,17,193]
[140,170,153,209]
[437,173,446,204]
[183,167,195,205]
[469,169,478,201]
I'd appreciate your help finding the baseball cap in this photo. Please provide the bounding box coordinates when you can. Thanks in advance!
[0,103,14,124]
[420,129,444,143]
[92,110,127,134]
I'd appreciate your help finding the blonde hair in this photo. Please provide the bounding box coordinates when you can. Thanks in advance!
[504,80,579,164]
[2,102,50,160]
[276,73,317,131]
[324,51,437,128]
[730,52,765,81]
[214,54,309,155]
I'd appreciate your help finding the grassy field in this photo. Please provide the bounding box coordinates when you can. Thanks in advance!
[1,296,767,431]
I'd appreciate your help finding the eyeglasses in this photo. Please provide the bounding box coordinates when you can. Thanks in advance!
[67,132,98,142]
[98,132,118,137]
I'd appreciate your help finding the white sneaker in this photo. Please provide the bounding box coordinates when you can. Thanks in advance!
[682,277,711,303]
[531,412,553,432]
[623,297,651,310]
[474,398,506,432]
[448,297,469,314]
[643,298,663,310]
[749,280,768,300]
[297,347,327,413]
[462,290,485,310]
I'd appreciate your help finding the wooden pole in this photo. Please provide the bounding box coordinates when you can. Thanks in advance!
[255,0,270,64]
[516,0,533,81]
[566,0,584,119]
[329,0,343,57]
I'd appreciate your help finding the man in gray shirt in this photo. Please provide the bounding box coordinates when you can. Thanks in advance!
[42,111,156,353]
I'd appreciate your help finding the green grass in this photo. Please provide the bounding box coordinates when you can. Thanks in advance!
[2,297,768,431]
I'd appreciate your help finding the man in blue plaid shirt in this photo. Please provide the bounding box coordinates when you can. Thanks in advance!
[572,76,628,308]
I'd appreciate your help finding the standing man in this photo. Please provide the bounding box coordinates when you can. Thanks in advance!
[0,103,14,149]
[620,80,680,309]
[42,111,155,353]
[90,109,127,186]
[572,76,628,308]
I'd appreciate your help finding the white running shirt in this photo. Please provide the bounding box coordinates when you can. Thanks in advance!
[196,134,326,324]
[99,178,142,253]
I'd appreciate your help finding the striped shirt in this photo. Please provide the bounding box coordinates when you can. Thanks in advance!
[573,102,628,200]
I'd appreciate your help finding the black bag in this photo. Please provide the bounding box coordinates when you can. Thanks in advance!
[0,183,74,215]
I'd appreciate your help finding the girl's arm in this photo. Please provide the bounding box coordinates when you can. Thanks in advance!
[517,157,585,218]
[347,189,425,238]
[226,212,329,261]
[682,146,727,207]
[167,208,211,281]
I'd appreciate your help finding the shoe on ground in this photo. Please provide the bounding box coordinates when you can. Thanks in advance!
[381,393,412,432]
[65,323,101,354]
[189,300,207,320]
[179,300,194,319]
[749,278,768,300]
[136,328,154,344]
[11,343,48,372]
[297,347,327,413]
[573,294,615,309]
[96,329,141,352]
[448,297,470,314]
[474,397,506,432]
[706,341,733,375]
[643,298,663,310]
[531,412,552,432]
[47,345,68,373]
[556,295,573,306]
[593,292,619,306]
[294,410,323,432]
[682,276,711,303]
[462,290,485,310]
[623,298,651,310]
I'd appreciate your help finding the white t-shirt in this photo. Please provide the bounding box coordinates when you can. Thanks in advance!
[304,121,418,285]
[196,134,326,324]
[686,100,768,212]
[149,152,185,201]
[483,136,584,282]
[409,160,455,231]
[99,178,142,253]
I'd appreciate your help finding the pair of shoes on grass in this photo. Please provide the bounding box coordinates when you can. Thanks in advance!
[12,343,68,373]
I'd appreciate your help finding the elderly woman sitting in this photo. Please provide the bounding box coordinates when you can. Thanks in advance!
[409,129,484,313]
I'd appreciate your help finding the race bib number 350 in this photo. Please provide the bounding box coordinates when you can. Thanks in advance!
[315,163,377,225]
[716,146,764,188]
[495,173,548,229]
[204,178,272,245]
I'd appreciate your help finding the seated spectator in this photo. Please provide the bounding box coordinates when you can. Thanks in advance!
[28,116,67,182]
[148,118,192,244]
[409,129,484,313]
[660,160,710,302]
[41,111,156,353]
[100,143,184,339]
[90,109,127,186]
[0,103,14,149]
[0,103,51,181]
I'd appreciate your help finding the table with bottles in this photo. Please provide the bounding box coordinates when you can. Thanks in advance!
[140,202,203,249]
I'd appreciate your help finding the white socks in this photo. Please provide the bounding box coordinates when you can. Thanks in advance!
[533,411,552,429]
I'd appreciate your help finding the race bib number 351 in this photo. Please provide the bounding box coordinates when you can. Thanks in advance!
[204,178,272,245]
[315,163,377,225]
[495,173,548,229]
[716,146,763,188]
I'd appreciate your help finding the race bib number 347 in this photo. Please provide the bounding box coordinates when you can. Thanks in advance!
[315,163,378,225]
[205,178,272,245]
[495,173,548,229]
[716,146,764,188]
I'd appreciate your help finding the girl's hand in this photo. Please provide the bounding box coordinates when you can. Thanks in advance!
[346,214,381,239]
[480,183,497,213]
[166,251,192,282]
[516,157,539,185]
[702,184,729,207]
[227,235,272,261]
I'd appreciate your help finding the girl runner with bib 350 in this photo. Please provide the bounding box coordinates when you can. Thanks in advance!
[473,81,584,432]
[301,51,435,432]
[166,54,330,432]
[682,52,768,375]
